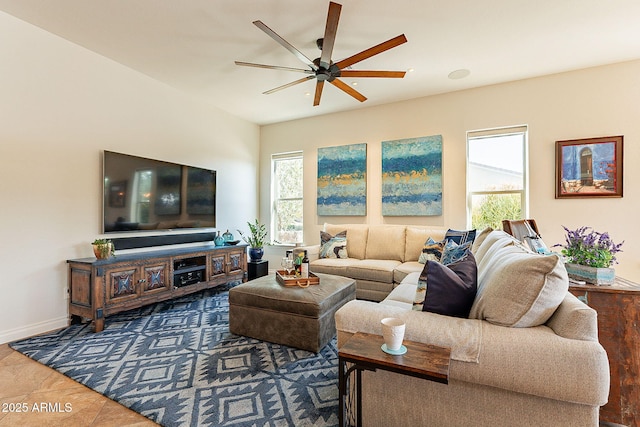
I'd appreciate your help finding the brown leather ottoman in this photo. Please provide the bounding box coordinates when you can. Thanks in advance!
[229,272,356,352]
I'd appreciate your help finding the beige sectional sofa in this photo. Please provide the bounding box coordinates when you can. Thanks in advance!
[334,228,610,426]
[306,223,449,301]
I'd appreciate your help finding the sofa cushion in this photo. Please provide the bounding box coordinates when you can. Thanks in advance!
[365,225,406,261]
[470,227,493,254]
[393,261,424,283]
[472,229,514,265]
[383,282,417,307]
[319,230,348,258]
[404,226,448,262]
[346,259,401,283]
[325,223,368,259]
[413,251,478,318]
[309,257,353,277]
[469,239,569,328]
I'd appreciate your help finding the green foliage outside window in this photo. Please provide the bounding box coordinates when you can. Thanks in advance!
[471,193,521,230]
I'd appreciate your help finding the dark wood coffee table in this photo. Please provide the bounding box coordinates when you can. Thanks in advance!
[338,331,451,427]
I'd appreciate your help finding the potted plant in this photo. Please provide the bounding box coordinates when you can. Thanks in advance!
[554,225,624,285]
[238,219,268,261]
[92,238,115,259]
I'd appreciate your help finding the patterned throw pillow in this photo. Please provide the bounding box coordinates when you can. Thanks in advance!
[319,230,348,259]
[413,250,478,318]
[418,237,445,264]
[440,239,473,265]
[445,228,477,245]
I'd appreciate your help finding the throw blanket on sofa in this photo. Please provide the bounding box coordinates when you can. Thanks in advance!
[401,309,482,363]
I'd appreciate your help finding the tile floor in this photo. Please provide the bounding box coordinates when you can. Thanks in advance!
[0,342,628,427]
[0,344,157,427]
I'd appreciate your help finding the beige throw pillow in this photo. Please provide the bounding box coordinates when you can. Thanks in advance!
[469,243,568,328]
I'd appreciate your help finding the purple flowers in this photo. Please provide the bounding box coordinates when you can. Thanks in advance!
[554,226,624,268]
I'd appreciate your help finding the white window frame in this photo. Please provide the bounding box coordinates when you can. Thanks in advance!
[271,151,303,245]
[466,125,529,229]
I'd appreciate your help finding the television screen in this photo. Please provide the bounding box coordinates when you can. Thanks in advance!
[103,151,216,233]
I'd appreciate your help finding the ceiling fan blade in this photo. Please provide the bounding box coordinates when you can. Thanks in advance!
[339,70,406,78]
[263,75,315,95]
[314,81,325,106]
[235,61,314,74]
[319,2,342,69]
[335,34,407,70]
[253,20,318,71]
[330,78,367,102]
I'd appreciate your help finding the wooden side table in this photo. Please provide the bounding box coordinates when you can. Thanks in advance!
[569,277,640,426]
[338,331,450,427]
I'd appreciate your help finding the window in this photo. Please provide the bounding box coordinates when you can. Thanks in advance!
[467,126,528,230]
[272,152,303,244]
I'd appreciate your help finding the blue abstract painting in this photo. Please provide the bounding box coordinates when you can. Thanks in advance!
[381,135,442,216]
[317,143,367,216]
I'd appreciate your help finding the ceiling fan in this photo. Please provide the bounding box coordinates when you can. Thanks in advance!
[235,1,407,106]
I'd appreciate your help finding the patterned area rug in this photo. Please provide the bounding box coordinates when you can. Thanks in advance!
[10,283,340,426]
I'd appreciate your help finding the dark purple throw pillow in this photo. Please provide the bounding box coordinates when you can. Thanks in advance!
[420,250,478,318]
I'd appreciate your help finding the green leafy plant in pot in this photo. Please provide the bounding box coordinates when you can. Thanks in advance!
[92,238,115,259]
[238,219,268,262]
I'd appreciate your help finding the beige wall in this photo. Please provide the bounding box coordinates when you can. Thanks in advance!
[260,60,640,282]
[2,10,638,344]
[0,12,260,343]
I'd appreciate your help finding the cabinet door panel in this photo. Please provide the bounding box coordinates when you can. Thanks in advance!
[210,255,226,278]
[142,262,171,294]
[228,252,244,274]
[106,267,138,303]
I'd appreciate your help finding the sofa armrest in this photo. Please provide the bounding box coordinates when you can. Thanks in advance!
[545,292,598,342]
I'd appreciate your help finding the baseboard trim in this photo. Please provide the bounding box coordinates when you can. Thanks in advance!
[0,316,69,345]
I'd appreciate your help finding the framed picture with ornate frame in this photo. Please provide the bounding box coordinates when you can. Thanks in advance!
[555,135,623,199]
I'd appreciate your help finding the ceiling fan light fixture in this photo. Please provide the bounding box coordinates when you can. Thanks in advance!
[448,69,471,80]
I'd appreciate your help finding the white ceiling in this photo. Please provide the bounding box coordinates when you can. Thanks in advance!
[2,0,640,125]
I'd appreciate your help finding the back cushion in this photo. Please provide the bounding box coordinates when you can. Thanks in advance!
[324,223,369,259]
[469,243,569,328]
[405,226,447,261]
[365,225,406,261]
[472,230,516,265]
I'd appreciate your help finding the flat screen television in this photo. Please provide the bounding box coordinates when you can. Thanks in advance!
[103,151,216,234]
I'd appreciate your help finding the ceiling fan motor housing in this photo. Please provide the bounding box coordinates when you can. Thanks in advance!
[313,58,340,81]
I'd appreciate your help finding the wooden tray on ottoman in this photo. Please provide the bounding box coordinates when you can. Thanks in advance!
[275,270,320,287]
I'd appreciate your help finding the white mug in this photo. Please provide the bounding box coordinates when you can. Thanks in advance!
[381,317,405,351]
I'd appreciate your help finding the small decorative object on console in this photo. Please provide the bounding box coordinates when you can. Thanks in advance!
[214,231,225,246]
[554,225,624,285]
[91,238,115,259]
[222,229,234,242]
